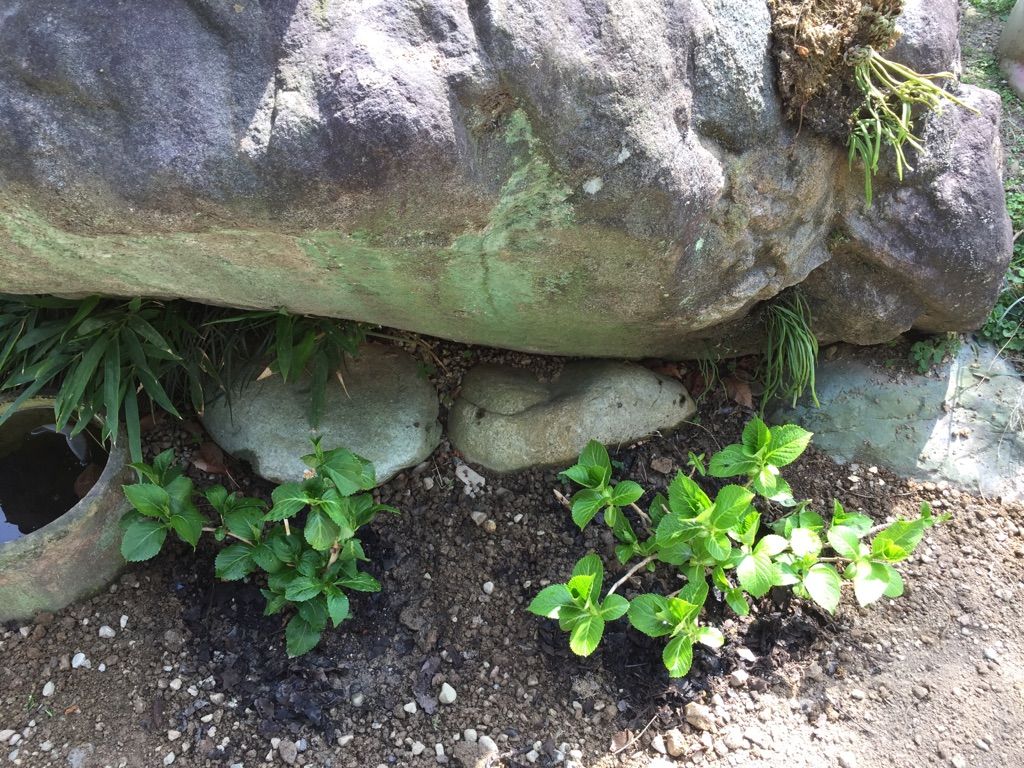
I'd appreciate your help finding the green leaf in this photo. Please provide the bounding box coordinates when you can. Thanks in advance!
[853,561,891,607]
[766,424,813,466]
[710,485,754,530]
[579,440,611,478]
[168,503,206,548]
[664,596,701,627]
[695,626,725,649]
[742,417,771,454]
[663,635,694,677]
[250,542,283,573]
[557,604,586,632]
[831,500,873,535]
[560,464,594,488]
[708,444,759,479]
[803,564,841,614]
[528,585,574,619]
[123,386,142,463]
[627,594,673,637]
[568,615,605,657]
[656,540,693,566]
[725,588,750,616]
[790,527,822,558]
[870,520,926,563]
[566,574,596,604]
[882,564,904,598]
[774,508,825,536]
[327,590,351,627]
[56,334,110,430]
[609,480,643,507]
[737,551,778,597]
[754,534,789,557]
[648,492,669,525]
[304,508,341,552]
[265,482,309,521]
[600,594,630,621]
[297,595,329,631]
[222,502,265,542]
[318,447,376,495]
[571,554,604,603]
[570,489,605,529]
[827,526,862,560]
[122,483,170,519]
[120,517,167,561]
[338,572,381,592]
[285,615,322,658]
[205,485,229,512]
[285,575,323,602]
[667,473,711,518]
[215,543,255,581]
[704,531,732,562]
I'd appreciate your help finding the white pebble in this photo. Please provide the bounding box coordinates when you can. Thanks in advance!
[98,625,116,639]
[168,730,181,741]
[402,701,417,714]
[438,682,457,705]
[119,615,129,629]
[42,681,55,697]
[464,728,478,742]
[482,581,494,595]
[410,741,425,755]
[338,735,354,747]
[71,653,90,669]
[169,678,182,691]
[163,753,175,765]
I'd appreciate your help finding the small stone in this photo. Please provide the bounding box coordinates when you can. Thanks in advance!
[0,731,14,745]
[71,652,90,669]
[119,615,128,629]
[98,625,116,639]
[167,730,181,741]
[163,753,175,766]
[850,688,866,700]
[650,734,667,754]
[438,682,457,705]
[403,701,417,714]
[470,511,487,527]
[728,669,749,688]
[351,692,365,707]
[984,648,999,662]
[950,756,967,768]
[463,728,477,743]
[482,519,497,534]
[650,456,674,474]
[338,735,354,747]
[839,752,858,768]
[685,702,715,732]
[209,693,225,705]
[411,741,426,756]
[482,581,494,595]
[479,735,498,754]
[42,681,55,697]
[664,728,685,757]
[526,749,539,763]
[912,685,929,700]
[278,739,298,765]
[169,678,182,691]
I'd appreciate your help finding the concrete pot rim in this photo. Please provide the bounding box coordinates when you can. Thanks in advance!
[0,395,129,559]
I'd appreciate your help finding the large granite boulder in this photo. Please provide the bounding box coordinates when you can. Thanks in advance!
[0,0,1011,358]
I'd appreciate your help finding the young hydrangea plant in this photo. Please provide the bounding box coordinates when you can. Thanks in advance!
[119,438,396,657]
[529,418,944,677]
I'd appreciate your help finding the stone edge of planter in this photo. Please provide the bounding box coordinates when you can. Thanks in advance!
[0,397,131,624]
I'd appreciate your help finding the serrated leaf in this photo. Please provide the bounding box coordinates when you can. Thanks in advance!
[250,542,283,573]
[265,482,309,521]
[569,614,605,657]
[285,615,322,658]
[600,594,630,621]
[610,480,643,507]
[579,440,611,478]
[710,485,754,530]
[663,635,694,677]
[742,417,771,454]
[755,534,789,557]
[528,585,574,618]
[560,463,593,487]
[737,551,778,597]
[338,572,381,592]
[120,517,167,561]
[725,588,750,616]
[790,527,822,558]
[882,564,904,598]
[827,526,862,560]
[708,444,759,479]
[571,554,604,602]
[628,594,673,637]
[327,590,351,627]
[304,508,341,552]
[285,575,323,602]
[870,520,926,562]
[215,543,255,581]
[766,424,813,466]
[695,626,725,649]
[297,595,329,631]
[168,503,206,548]
[853,561,891,606]
[831,500,872,535]
[667,473,711,518]
[803,563,841,614]
[704,531,732,561]
[123,483,170,519]
[570,489,605,529]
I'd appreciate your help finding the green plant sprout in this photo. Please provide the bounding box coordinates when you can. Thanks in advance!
[847,46,980,206]
[120,440,395,657]
[529,418,945,677]
[761,293,820,409]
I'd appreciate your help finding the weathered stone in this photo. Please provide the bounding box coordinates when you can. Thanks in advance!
[448,362,696,472]
[770,341,1024,501]
[0,397,130,623]
[0,1,1009,358]
[202,345,440,485]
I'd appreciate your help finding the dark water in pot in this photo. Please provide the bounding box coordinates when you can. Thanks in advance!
[0,407,108,544]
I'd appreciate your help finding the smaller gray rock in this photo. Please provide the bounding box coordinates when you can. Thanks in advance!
[278,739,298,765]
[438,682,457,705]
[71,653,90,669]
[664,728,686,757]
[41,681,54,697]
[449,361,696,472]
[98,625,116,639]
[203,345,441,485]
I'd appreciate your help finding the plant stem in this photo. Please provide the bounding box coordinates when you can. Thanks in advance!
[606,555,658,597]
[201,527,253,547]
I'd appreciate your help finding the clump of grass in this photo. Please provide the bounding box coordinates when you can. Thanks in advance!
[847,46,980,206]
[761,293,820,408]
